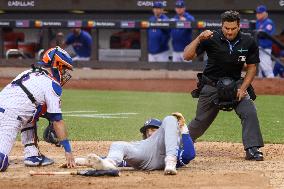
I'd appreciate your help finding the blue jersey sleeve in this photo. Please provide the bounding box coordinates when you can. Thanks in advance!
[263,20,275,35]
[176,134,196,168]
[185,13,195,22]
[83,31,92,49]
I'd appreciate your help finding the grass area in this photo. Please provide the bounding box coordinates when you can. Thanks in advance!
[36,89,284,143]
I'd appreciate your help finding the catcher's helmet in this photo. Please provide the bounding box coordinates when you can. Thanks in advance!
[38,46,73,86]
[140,118,162,134]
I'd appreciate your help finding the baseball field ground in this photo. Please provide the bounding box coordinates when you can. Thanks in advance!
[1,79,284,189]
[35,89,284,143]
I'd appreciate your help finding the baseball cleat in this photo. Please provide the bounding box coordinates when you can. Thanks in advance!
[245,147,264,161]
[24,155,54,167]
[164,156,177,175]
[87,153,118,170]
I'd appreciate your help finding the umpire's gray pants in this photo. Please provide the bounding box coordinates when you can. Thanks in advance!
[188,85,264,150]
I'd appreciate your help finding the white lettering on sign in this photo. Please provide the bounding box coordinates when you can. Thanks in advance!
[95,22,116,27]
[205,22,221,27]
[149,22,169,27]
[137,1,167,7]
[0,22,10,26]
[42,22,62,26]
[7,0,35,7]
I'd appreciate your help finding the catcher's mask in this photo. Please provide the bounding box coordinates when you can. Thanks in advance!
[38,46,73,86]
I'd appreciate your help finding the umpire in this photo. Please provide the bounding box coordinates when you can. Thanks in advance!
[183,10,264,161]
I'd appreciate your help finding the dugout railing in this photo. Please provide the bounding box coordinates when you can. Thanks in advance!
[0,19,264,70]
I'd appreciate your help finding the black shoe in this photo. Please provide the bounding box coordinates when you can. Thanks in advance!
[245,147,264,161]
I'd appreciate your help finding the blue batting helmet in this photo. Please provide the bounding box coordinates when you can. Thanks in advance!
[140,118,162,133]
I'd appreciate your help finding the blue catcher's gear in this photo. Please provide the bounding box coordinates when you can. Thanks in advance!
[38,46,73,86]
[0,152,9,172]
[140,118,162,134]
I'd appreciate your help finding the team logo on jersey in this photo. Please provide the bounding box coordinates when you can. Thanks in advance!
[266,24,273,31]
[238,56,246,63]
[237,48,248,53]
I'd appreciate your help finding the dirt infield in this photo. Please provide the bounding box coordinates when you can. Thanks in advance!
[0,77,284,95]
[1,141,284,189]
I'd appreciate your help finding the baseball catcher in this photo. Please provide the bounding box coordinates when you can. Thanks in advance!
[0,47,76,171]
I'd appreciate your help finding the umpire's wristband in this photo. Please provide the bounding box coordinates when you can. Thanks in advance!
[60,139,72,153]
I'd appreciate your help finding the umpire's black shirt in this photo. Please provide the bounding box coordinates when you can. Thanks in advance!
[197,30,260,81]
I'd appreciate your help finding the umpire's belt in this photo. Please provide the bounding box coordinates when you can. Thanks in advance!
[202,75,217,87]
[0,107,22,121]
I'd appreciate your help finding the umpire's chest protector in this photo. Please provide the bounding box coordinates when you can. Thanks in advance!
[202,31,259,80]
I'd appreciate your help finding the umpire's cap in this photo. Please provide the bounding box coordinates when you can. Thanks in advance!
[140,118,162,133]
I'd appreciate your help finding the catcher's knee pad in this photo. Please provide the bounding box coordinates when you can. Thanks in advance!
[0,152,9,172]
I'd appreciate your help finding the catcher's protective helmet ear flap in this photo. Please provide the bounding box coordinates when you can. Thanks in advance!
[140,118,162,134]
[38,46,73,85]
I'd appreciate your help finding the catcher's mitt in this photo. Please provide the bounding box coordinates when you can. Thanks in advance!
[43,121,60,146]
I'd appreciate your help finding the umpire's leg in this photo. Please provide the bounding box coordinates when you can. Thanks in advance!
[235,95,264,150]
[188,85,219,140]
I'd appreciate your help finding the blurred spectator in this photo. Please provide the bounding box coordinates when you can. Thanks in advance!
[272,31,284,58]
[147,1,170,62]
[171,1,195,62]
[273,50,284,78]
[256,5,275,78]
[49,32,65,48]
[65,28,92,61]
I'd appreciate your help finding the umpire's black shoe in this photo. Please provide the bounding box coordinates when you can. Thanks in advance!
[245,147,264,161]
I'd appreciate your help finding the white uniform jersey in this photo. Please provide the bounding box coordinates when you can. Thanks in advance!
[0,69,62,122]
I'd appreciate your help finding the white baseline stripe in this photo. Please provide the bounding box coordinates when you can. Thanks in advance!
[64,113,138,115]
[62,110,98,113]
[63,113,139,119]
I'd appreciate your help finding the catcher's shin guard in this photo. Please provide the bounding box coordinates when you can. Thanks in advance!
[21,124,40,158]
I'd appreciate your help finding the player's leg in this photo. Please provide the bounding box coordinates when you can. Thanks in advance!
[262,49,274,78]
[0,111,21,171]
[21,123,54,167]
[160,115,180,175]
[172,52,180,62]
[188,85,220,141]
[235,95,264,160]
[106,141,146,169]
[258,49,274,78]
[81,141,142,170]
[157,51,169,62]
[148,54,156,62]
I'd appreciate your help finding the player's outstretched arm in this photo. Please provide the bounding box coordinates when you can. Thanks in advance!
[53,120,76,168]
